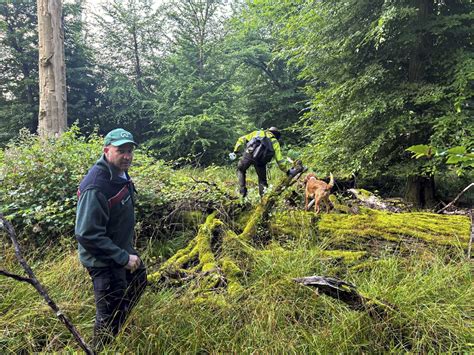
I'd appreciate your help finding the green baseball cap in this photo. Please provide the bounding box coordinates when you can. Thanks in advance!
[104,128,138,147]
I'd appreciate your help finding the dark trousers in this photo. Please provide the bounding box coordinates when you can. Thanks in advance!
[87,265,147,346]
[237,152,268,197]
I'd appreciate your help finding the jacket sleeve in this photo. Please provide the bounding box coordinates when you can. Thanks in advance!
[270,137,290,172]
[75,188,129,266]
[233,131,257,153]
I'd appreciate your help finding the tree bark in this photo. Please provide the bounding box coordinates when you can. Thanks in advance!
[131,23,143,93]
[37,0,67,137]
[408,0,433,82]
[405,176,422,207]
[405,175,436,208]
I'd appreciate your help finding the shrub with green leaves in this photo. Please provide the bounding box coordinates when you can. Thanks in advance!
[0,126,102,244]
[0,126,240,247]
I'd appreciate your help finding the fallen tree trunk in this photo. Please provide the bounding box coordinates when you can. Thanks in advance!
[148,169,306,297]
[346,188,418,213]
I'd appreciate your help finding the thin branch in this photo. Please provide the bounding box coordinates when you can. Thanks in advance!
[437,183,474,214]
[0,269,35,285]
[0,214,94,354]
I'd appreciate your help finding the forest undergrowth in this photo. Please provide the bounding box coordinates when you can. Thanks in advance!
[0,129,472,353]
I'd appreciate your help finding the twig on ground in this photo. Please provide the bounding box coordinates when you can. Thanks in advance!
[0,214,94,355]
[437,183,474,214]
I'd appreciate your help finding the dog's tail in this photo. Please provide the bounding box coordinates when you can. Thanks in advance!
[327,173,334,190]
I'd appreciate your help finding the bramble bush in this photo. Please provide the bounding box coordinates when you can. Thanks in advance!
[0,126,239,248]
[0,126,102,245]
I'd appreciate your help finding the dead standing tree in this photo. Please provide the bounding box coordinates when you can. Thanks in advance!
[37,0,67,137]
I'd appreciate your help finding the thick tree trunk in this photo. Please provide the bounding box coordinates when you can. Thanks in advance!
[37,0,67,137]
[408,0,433,82]
[422,175,436,208]
[405,175,436,208]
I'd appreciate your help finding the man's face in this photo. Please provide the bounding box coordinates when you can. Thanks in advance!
[104,143,134,173]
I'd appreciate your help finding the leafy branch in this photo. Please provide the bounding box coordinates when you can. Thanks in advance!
[406,144,474,175]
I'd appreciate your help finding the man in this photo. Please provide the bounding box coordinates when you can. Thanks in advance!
[75,128,147,347]
[229,127,301,197]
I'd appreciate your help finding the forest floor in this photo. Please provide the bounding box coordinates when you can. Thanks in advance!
[1,167,472,354]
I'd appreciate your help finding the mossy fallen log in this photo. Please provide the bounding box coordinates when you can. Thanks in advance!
[148,212,223,285]
[319,209,470,248]
[148,172,306,298]
[149,163,470,303]
[269,209,470,253]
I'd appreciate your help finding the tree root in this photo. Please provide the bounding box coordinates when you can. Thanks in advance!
[148,171,306,298]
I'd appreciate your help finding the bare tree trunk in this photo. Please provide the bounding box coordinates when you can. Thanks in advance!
[37,0,67,137]
[405,176,423,207]
[408,0,432,82]
[405,175,436,208]
[131,23,143,93]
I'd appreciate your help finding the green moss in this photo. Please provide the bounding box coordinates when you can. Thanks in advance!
[220,257,244,295]
[221,258,243,278]
[193,294,228,307]
[269,210,316,238]
[329,194,352,214]
[148,212,221,283]
[240,203,265,241]
[353,189,374,198]
[318,209,470,248]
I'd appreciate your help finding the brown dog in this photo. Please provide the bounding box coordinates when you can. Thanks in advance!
[303,173,334,214]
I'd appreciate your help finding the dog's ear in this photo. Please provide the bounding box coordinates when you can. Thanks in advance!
[303,174,310,184]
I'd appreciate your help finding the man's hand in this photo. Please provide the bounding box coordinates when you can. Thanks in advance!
[125,254,141,273]
[229,152,237,161]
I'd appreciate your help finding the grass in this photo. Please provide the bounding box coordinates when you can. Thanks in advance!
[1,232,472,353]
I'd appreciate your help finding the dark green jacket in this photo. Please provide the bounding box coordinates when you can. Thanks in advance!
[75,155,137,268]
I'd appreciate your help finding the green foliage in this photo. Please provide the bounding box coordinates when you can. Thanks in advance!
[0,126,241,246]
[0,1,38,142]
[149,112,236,165]
[407,144,474,176]
[146,0,246,164]
[225,4,308,144]
[0,2,108,142]
[63,2,105,133]
[88,0,162,140]
[257,0,474,184]
[0,126,102,243]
